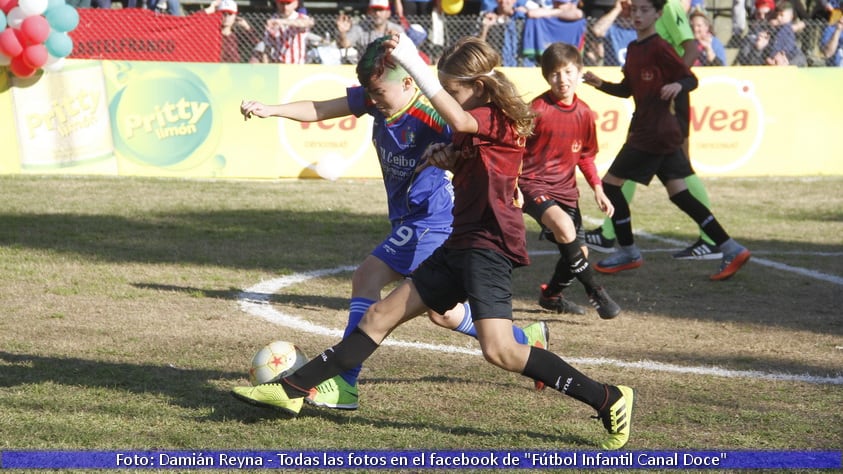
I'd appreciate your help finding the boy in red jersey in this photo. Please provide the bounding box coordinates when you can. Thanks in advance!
[583,0,750,281]
[231,35,635,451]
[521,42,621,319]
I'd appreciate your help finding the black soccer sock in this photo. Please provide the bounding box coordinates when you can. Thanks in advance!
[282,327,379,398]
[561,241,599,294]
[603,182,634,247]
[521,346,608,411]
[669,189,729,245]
[546,251,575,295]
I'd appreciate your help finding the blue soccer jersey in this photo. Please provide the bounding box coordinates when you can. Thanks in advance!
[347,86,454,230]
[347,86,455,275]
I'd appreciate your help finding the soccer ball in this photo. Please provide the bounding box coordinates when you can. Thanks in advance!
[248,340,308,386]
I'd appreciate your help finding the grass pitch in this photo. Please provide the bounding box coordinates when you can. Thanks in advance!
[0,175,840,471]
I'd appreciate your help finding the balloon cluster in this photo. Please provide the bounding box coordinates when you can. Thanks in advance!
[0,0,78,78]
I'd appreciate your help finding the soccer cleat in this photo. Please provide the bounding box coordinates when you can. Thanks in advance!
[588,287,621,320]
[305,375,359,410]
[596,385,634,450]
[584,227,616,253]
[710,246,751,281]
[595,251,643,274]
[672,238,723,260]
[231,383,303,417]
[522,321,550,391]
[538,284,586,315]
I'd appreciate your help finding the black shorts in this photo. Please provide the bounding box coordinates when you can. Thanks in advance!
[608,144,695,186]
[411,247,513,320]
[523,199,585,245]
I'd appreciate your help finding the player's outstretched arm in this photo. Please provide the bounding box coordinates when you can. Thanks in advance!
[240,97,351,122]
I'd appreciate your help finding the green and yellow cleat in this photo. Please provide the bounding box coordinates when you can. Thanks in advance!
[597,385,634,450]
[522,321,550,391]
[305,375,359,410]
[231,383,303,417]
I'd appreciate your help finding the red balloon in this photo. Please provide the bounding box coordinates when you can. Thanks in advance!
[21,15,51,45]
[22,43,47,68]
[0,27,23,58]
[9,55,37,78]
[0,0,18,14]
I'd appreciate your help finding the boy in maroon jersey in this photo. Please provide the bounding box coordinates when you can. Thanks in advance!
[583,0,750,281]
[521,42,621,319]
[231,35,635,450]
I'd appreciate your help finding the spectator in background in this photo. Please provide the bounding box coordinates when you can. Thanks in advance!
[820,9,843,65]
[735,20,773,64]
[256,0,314,64]
[205,0,259,62]
[765,1,807,65]
[588,0,636,65]
[148,0,182,14]
[405,22,432,63]
[581,0,618,19]
[336,0,404,64]
[690,9,727,65]
[403,0,434,16]
[521,0,588,65]
[811,0,841,21]
[477,0,527,66]
[524,0,584,20]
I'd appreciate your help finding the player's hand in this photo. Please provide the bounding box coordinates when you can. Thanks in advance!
[421,143,458,171]
[336,12,352,33]
[660,82,682,101]
[582,71,602,87]
[593,186,614,217]
[240,100,270,120]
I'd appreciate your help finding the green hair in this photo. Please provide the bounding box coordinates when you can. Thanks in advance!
[356,36,409,89]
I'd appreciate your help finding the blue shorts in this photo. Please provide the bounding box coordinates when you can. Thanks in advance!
[371,222,451,276]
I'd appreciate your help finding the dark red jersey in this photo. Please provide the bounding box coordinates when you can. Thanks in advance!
[520,92,601,208]
[603,33,698,154]
[446,104,530,267]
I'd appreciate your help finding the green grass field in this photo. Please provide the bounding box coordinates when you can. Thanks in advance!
[0,175,840,472]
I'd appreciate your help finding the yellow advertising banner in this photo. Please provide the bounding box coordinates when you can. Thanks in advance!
[0,61,840,179]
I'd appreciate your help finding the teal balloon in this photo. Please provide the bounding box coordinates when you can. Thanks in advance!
[45,31,73,58]
[47,0,66,9]
[0,11,6,31]
[45,4,79,33]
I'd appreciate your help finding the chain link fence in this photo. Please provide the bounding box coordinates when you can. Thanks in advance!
[218,12,827,66]
[73,7,835,66]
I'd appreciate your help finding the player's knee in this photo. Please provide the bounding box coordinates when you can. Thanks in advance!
[480,345,521,372]
[427,311,452,329]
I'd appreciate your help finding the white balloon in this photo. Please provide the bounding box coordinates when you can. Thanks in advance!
[19,0,49,16]
[43,56,65,72]
[0,53,11,66]
[6,7,27,28]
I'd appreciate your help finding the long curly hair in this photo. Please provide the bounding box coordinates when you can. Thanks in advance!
[437,37,535,138]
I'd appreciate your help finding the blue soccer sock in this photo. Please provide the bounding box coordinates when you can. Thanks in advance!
[452,303,528,344]
[339,297,375,386]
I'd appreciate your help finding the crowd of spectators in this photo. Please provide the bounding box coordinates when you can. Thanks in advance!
[70,0,843,65]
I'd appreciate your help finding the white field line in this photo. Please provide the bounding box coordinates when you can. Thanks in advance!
[237,266,843,386]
